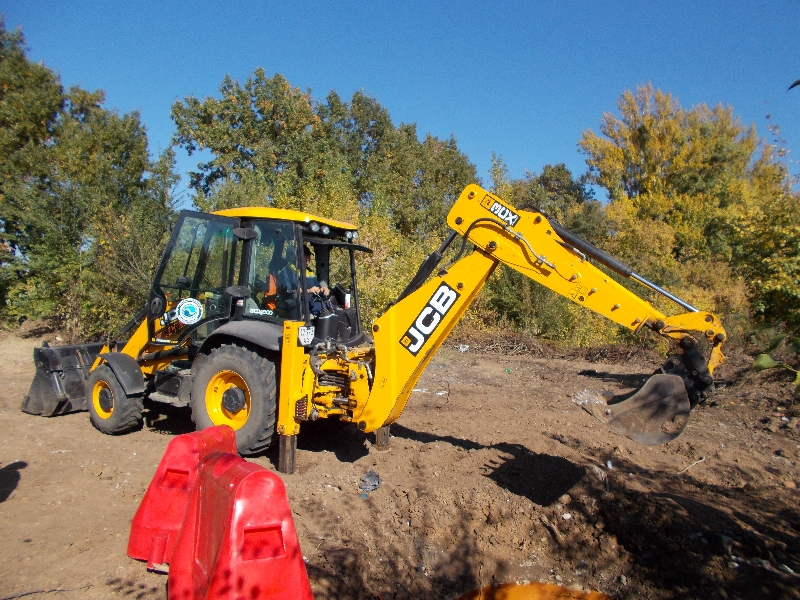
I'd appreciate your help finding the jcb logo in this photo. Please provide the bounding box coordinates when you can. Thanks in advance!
[400,284,460,356]
[480,195,519,227]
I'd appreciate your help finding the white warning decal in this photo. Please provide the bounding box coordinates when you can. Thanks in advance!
[399,283,460,356]
[298,326,315,345]
[480,194,519,227]
[175,298,204,325]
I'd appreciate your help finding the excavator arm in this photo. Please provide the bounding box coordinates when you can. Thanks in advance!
[349,184,726,445]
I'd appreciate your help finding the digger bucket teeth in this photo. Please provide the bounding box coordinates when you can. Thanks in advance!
[572,374,691,446]
[21,343,104,417]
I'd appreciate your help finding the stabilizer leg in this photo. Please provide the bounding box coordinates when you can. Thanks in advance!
[375,425,391,451]
[278,434,297,474]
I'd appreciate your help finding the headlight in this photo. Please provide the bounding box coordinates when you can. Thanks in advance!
[321,225,330,235]
[352,231,359,240]
[345,231,353,239]
[309,222,320,232]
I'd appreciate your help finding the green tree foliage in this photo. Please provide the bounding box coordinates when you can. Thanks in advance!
[486,86,798,346]
[0,22,63,297]
[171,69,476,321]
[172,71,345,211]
[0,22,177,338]
[579,83,759,263]
[577,83,800,339]
[733,150,800,327]
[5,27,796,354]
[172,71,476,237]
[752,329,800,392]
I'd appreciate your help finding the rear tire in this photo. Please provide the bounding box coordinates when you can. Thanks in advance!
[85,364,143,434]
[190,344,277,455]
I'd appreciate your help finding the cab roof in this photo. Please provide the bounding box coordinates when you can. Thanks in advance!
[213,207,357,231]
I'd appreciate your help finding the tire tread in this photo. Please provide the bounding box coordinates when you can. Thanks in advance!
[190,344,277,455]
[86,365,143,435]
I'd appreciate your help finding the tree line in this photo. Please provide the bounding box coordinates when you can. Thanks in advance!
[1,21,797,347]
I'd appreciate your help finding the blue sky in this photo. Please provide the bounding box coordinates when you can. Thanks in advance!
[4,1,800,205]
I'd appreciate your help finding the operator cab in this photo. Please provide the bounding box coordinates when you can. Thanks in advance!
[147,208,371,350]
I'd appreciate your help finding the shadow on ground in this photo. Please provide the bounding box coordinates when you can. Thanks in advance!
[302,491,501,599]
[299,424,800,599]
[482,443,586,506]
[305,459,800,599]
[392,424,584,506]
[106,577,162,599]
[142,401,194,436]
[0,461,27,502]
[259,418,370,471]
[577,370,650,389]
[557,438,800,600]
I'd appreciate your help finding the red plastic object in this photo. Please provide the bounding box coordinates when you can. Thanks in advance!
[127,425,237,569]
[167,452,313,600]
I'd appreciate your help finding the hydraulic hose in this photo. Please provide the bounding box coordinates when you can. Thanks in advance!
[395,231,458,303]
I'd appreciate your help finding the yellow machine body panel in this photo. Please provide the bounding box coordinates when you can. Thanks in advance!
[447,185,662,330]
[278,321,313,437]
[354,250,497,432]
[214,207,356,231]
[91,300,193,376]
[447,185,726,371]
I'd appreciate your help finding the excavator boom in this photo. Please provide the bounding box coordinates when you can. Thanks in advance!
[348,184,725,445]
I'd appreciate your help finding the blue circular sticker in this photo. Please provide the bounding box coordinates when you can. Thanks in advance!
[176,298,204,325]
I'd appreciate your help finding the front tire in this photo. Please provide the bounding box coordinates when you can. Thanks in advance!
[85,364,143,434]
[190,344,277,455]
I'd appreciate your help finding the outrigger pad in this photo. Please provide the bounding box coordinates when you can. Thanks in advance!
[572,374,691,446]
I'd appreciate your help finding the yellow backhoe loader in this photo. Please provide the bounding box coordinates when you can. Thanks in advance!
[23,184,726,473]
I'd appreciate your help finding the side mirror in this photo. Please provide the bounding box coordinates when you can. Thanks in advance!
[225,285,252,299]
[232,227,258,241]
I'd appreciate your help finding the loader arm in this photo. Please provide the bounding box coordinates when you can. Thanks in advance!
[352,184,725,441]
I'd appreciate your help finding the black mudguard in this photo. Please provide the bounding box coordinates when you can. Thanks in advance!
[198,319,284,354]
[97,352,145,396]
[21,343,105,417]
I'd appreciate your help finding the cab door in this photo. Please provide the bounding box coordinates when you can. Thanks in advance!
[147,212,241,346]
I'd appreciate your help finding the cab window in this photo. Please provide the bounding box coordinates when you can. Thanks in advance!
[244,220,301,321]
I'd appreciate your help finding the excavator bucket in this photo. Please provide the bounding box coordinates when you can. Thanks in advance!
[571,374,691,446]
[21,342,105,417]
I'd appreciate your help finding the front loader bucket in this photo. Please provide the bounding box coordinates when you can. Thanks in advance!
[572,374,691,446]
[21,343,105,417]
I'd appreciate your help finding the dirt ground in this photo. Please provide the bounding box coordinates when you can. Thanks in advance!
[1,330,799,600]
